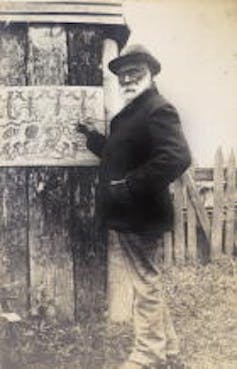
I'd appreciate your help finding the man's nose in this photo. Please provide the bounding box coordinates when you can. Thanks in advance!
[124,74,131,82]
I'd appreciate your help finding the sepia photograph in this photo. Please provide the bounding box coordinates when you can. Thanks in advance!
[0,1,236,369]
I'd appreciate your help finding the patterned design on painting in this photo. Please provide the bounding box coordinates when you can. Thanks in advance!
[0,86,104,165]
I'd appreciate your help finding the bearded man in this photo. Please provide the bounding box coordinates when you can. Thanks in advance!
[77,44,192,369]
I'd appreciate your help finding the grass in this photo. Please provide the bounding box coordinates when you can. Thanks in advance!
[1,256,237,369]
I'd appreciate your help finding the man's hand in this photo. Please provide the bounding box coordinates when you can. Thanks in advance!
[76,117,98,136]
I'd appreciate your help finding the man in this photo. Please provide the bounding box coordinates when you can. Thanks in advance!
[77,44,192,369]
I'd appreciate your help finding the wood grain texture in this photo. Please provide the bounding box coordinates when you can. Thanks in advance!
[211,147,225,259]
[28,168,74,321]
[69,167,107,323]
[27,25,68,85]
[0,24,27,86]
[225,150,236,255]
[67,24,103,86]
[0,168,28,315]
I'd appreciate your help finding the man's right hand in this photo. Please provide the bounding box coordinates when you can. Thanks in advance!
[76,123,90,135]
[76,118,98,136]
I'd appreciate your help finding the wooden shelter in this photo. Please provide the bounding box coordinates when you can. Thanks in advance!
[0,0,129,322]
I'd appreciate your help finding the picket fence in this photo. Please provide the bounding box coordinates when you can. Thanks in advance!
[147,147,236,265]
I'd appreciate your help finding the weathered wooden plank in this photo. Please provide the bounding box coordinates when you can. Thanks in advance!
[0,23,27,86]
[0,86,104,166]
[0,13,124,24]
[0,168,28,315]
[69,167,107,322]
[211,147,225,259]
[0,2,122,15]
[182,171,211,243]
[67,24,103,86]
[28,168,74,321]
[163,231,173,266]
[225,150,236,255]
[107,230,133,322]
[27,25,68,85]
[186,167,197,262]
[173,179,185,264]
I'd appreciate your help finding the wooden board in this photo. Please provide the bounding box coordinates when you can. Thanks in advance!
[164,231,173,266]
[182,172,211,243]
[0,86,105,166]
[225,151,236,255]
[186,168,197,262]
[0,168,28,315]
[173,179,185,264]
[0,23,27,86]
[67,24,103,86]
[0,0,125,26]
[0,1,122,14]
[28,168,74,320]
[211,148,224,258]
[69,167,107,322]
[27,25,68,85]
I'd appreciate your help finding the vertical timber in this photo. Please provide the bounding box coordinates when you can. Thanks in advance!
[66,24,107,325]
[173,179,185,264]
[211,147,224,259]
[27,24,74,320]
[0,24,28,315]
[225,151,236,255]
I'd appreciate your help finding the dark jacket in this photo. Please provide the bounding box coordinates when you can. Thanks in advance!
[86,84,191,235]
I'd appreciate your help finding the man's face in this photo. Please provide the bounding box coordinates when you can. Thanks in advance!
[117,62,153,105]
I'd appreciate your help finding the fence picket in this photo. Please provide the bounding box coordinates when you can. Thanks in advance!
[186,168,197,262]
[225,150,236,255]
[211,147,225,259]
[182,172,211,243]
[173,179,185,264]
[164,231,173,266]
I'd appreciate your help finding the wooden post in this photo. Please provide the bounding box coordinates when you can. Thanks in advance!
[0,24,28,315]
[102,38,120,128]
[173,179,185,264]
[225,150,236,255]
[27,25,74,320]
[186,167,198,262]
[211,147,225,259]
[164,231,173,266]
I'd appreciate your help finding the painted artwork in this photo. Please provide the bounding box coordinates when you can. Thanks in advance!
[0,86,105,165]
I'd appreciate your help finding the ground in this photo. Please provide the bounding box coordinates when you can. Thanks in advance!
[1,257,237,369]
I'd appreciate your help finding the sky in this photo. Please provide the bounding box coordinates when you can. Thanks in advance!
[122,0,237,166]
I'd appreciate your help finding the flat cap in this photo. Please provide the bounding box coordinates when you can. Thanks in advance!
[108,44,161,76]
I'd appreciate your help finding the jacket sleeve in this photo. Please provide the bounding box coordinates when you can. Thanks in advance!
[126,104,192,195]
[86,130,107,158]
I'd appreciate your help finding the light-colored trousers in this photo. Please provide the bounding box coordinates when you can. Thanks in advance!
[115,231,179,368]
